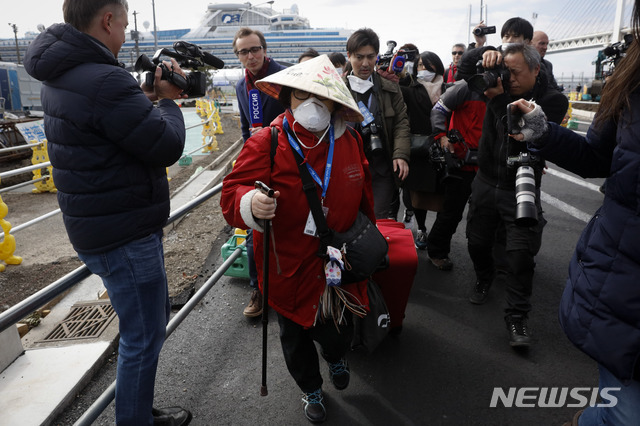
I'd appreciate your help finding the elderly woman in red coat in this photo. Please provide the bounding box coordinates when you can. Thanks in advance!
[220,54,374,423]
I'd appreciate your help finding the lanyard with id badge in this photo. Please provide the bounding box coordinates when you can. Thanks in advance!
[283,117,347,285]
[282,117,335,238]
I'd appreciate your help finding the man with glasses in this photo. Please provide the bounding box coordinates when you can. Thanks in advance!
[232,27,286,318]
[444,43,466,84]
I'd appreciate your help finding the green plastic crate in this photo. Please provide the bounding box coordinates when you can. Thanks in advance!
[220,234,249,278]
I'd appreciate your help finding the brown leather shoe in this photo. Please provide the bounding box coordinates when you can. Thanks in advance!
[243,289,263,317]
[430,257,453,271]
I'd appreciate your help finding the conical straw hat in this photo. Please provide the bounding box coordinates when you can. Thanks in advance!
[256,54,364,122]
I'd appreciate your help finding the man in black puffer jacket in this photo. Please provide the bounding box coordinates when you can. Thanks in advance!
[465,43,568,348]
[24,1,191,424]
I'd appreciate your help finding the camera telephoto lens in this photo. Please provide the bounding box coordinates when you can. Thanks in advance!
[370,134,384,153]
[467,72,497,93]
[514,166,538,227]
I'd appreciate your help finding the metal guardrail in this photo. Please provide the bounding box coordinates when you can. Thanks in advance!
[0,141,43,154]
[0,174,49,194]
[0,161,50,180]
[0,183,223,334]
[74,237,245,425]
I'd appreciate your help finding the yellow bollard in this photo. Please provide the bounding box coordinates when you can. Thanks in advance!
[0,195,23,272]
[212,108,224,135]
[31,139,57,193]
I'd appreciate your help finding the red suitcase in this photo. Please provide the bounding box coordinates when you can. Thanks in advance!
[373,219,418,332]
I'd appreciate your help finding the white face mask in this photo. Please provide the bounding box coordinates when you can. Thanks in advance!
[292,98,331,132]
[335,67,343,75]
[347,75,374,94]
[404,62,414,75]
[417,70,436,81]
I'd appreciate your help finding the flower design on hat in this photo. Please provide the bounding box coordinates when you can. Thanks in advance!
[312,66,355,106]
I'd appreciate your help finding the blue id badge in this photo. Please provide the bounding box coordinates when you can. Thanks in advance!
[358,101,375,127]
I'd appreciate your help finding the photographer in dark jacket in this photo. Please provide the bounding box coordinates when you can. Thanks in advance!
[24,0,191,424]
[466,43,568,347]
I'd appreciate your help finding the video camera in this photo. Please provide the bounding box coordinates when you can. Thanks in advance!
[603,33,633,65]
[473,25,496,36]
[135,41,224,98]
[377,40,418,74]
[467,59,510,95]
[600,33,634,78]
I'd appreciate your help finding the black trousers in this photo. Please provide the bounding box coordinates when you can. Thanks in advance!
[427,169,476,259]
[368,153,398,220]
[465,175,546,316]
[277,312,354,393]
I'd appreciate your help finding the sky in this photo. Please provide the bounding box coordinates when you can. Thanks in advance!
[1,0,619,82]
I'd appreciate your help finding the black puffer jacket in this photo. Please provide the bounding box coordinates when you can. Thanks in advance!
[477,72,568,188]
[24,23,185,254]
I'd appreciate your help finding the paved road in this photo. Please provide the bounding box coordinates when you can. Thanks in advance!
[59,163,605,426]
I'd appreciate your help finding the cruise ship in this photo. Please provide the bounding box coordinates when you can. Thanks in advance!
[0,3,353,70]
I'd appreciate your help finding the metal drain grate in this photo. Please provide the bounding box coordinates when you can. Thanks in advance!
[38,300,117,342]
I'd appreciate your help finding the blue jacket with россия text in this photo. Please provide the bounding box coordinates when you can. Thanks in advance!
[23,23,185,254]
[235,59,287,142]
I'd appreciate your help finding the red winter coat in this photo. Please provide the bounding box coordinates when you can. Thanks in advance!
[221,110,374,327]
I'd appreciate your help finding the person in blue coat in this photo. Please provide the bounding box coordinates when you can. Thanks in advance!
[510,3,640,421]
[24,0,190,424]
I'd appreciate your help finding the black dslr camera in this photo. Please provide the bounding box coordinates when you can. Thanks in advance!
[360,122,384,154]
[135,41,224,98]
[467,59,510,95]
[377,40,418,74]
[506,104,540,227]
[428,134,463,184]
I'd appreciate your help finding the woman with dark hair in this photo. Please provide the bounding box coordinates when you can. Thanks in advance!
[221,55,374,423]
[511,2,640,424]
[400,50,445,249]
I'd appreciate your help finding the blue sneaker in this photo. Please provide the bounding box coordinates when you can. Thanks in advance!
[302,388,326,423]
[415,230,428,250]
[328,358,350,390]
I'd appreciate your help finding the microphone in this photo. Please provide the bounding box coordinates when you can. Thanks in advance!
[202,51,225,69]
[391,55,406,73]
[249,89,263,128]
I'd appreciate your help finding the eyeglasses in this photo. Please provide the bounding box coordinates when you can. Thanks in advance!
[292,89,328,101]
[235,46,264,57]
[452,51,464,56]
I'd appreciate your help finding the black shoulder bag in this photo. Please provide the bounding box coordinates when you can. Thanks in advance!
[285,125,388,284]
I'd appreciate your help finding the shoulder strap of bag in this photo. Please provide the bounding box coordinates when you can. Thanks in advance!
[283,126,333,247]
[270,126,278,169]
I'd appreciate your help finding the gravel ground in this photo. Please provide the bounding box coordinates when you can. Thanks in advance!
[0,111,242,314]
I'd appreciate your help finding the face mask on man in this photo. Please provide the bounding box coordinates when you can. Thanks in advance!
[417,69,436,81]
[404,62,414,76]
[347,75,374,94]
[292,98,331,132]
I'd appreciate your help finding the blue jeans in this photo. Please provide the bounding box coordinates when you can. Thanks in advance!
[579,364,640,426]
[78,231,170,425]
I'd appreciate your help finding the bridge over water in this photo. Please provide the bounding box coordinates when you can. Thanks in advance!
[546,0,633,52]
